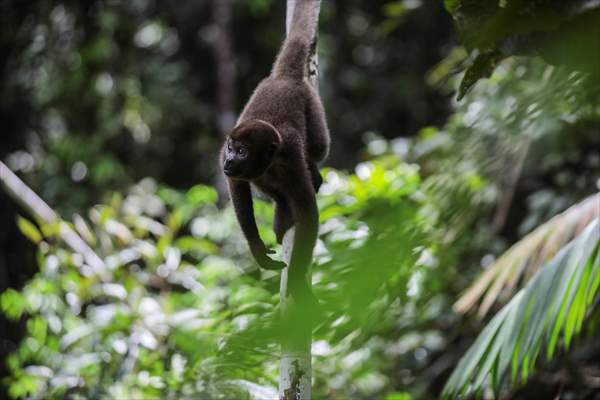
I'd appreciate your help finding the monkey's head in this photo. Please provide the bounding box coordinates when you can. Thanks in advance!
[222,119,282,179]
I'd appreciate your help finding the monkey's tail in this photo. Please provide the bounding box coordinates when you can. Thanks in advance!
[272,0,320,80]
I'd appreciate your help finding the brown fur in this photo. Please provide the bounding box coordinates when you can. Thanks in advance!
[221,0,329,306]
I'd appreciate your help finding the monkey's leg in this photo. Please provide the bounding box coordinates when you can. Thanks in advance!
[274,200,294,244]
[308,161,323,193]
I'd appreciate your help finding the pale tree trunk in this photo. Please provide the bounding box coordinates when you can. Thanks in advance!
[279,1,321,399]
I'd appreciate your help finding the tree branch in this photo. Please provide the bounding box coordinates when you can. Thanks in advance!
[0,161,106,276]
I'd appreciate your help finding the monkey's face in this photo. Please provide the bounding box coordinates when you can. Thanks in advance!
[222,137,275,179]
[223,120,281,180]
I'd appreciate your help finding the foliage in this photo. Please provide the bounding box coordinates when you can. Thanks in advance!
[443,220,600,399]
[3,180,262,399]
[426,54,600,242]
[2,155,471,399]
[2,1,600,399]
[443,0,600,98]
[427,26,600,397]
[0,0,454,215]
[455,194,600,317]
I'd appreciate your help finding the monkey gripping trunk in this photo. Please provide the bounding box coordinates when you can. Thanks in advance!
[278,3,321,400]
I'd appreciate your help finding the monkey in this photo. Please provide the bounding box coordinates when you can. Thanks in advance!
[221,0,329,308]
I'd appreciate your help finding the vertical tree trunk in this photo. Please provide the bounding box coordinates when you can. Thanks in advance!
[279,230,312,400]
[211,0,237,201]
[279,2,321,399]
[211,0,237,135]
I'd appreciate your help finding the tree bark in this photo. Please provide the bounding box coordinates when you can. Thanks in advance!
[279,230,312,400]
[279,2,321,399]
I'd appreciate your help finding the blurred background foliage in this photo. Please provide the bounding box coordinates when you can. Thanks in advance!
[1,0,599,399]
[0,0,454,215]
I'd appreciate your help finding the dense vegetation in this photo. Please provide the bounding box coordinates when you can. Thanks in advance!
[1,0,599,399]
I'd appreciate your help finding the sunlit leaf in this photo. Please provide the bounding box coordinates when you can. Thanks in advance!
[0,288,26,320]
[16,216,42,243]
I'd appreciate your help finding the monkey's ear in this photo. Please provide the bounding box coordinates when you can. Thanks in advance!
[232,119,281,146]
[270,128,282,149]
[258,120,282,150]
[241,119,282,150]
[268,140,280,157]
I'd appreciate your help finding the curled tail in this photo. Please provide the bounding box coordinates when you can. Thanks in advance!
[272,0,320,80]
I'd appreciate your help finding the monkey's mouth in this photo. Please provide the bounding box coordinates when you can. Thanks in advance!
[223,166,238,177]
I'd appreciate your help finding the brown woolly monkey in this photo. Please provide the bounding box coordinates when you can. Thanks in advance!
[221,0,329,307]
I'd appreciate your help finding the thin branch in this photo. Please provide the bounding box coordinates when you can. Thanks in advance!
[0,161,106,276]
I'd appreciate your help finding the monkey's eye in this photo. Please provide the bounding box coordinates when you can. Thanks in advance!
[237,148,248,157]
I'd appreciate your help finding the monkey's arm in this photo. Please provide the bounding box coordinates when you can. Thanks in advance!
[228,179,286,270]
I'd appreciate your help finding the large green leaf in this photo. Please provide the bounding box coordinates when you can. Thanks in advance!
[455,194,600,317]
[443,219,600,399]
[445,0,600,98]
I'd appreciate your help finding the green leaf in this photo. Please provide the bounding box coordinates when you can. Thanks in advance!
[445,0,600,95]
[174,236,218,255]
[443,220,600,398]
[186,185,218,206]
[16,216,43,243]
[385,392,412,400]
[443,0,460,13]
[0,288,26,320]
[456,194,600,315]
[8,374,40,399]
[457,50,503,100]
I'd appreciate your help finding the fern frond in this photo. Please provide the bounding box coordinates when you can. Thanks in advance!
[455,193,599,316]
[443,220,600,399]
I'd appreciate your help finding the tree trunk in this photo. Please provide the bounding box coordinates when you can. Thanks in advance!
[279,2,321,399]
[211,0,237,202]
[211,0,236,135]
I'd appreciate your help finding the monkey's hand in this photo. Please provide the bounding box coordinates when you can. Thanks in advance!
[252,245,287,270]
[257,253,287,270]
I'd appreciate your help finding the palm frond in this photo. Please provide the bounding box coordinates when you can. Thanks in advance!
[455,193,600,316]
[443,219,600,399]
